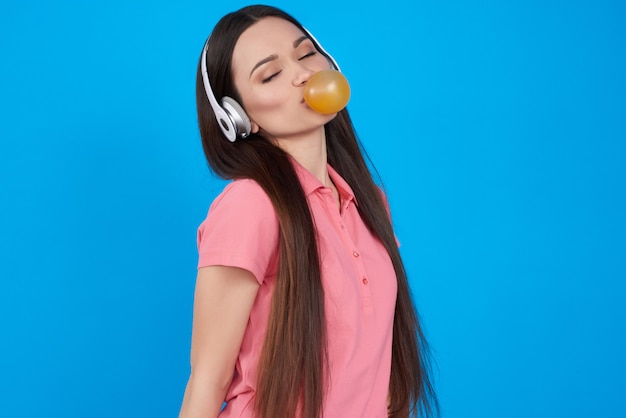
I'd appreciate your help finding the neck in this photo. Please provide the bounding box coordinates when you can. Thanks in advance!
[275,128,331,187]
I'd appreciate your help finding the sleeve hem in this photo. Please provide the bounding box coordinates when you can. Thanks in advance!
[198,250,267,285]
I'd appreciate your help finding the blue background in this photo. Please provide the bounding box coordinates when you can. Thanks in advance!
[1,0,624,417]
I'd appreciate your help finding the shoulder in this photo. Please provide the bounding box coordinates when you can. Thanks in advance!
[375,186,401,246]
[197,179,280,280]
[376,186,391,212]
[199,178,278,239]
[210,179,274,213]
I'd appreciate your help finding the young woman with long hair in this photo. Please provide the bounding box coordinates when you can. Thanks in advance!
[178,5,439,418]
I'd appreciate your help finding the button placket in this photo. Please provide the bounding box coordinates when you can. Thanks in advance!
[361,276,373,312]
[321,190,373,312]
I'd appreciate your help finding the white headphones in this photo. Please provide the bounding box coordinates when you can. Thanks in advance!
[200,27,340,142]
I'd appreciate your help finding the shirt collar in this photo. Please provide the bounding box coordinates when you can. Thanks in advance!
[291,158,358,206]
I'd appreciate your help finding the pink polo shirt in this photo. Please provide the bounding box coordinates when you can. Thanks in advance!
[197,160,397,417]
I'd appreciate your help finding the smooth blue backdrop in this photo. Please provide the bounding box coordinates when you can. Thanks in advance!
[1,0,624,417]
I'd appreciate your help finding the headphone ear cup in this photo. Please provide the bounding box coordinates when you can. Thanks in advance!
[221,96,252,140]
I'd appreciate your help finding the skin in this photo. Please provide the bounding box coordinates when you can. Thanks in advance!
[231,17,340,197]
[178,266,259,418]
[179,17,341,418]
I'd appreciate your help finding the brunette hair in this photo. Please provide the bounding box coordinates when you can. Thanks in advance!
[195,5,439,418]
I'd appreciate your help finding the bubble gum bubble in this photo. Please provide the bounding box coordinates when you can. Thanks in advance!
[303,70,350,114]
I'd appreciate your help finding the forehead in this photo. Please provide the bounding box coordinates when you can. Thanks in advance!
[232,17,306,72]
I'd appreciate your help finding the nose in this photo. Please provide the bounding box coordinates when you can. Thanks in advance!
[292,63,315,87]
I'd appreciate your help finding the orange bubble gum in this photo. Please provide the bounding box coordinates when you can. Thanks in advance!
[304,70,350,114]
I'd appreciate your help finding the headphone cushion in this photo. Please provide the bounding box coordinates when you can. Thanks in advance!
[221,97,252,139]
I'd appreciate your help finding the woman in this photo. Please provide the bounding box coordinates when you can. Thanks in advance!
[178,5,439,418]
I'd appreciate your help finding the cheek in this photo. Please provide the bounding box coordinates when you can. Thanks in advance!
[253,90,287,108]
[233,76,287,118]
[243,87,290,118]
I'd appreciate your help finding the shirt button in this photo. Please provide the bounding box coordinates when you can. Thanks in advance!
[352,251,360,258]
[362,277,369,285]
[340,224,345,229]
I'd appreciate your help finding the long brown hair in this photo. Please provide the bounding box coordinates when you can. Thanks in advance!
[195,5,439,417]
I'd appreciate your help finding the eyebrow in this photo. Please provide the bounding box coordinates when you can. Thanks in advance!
[248,35,311,78]
[293,35,309,48]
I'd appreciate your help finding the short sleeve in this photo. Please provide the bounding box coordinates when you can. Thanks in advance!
[196,179,279,284]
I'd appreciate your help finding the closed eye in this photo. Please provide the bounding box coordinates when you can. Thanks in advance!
[299,51,317,60]
[262,70,282,83]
